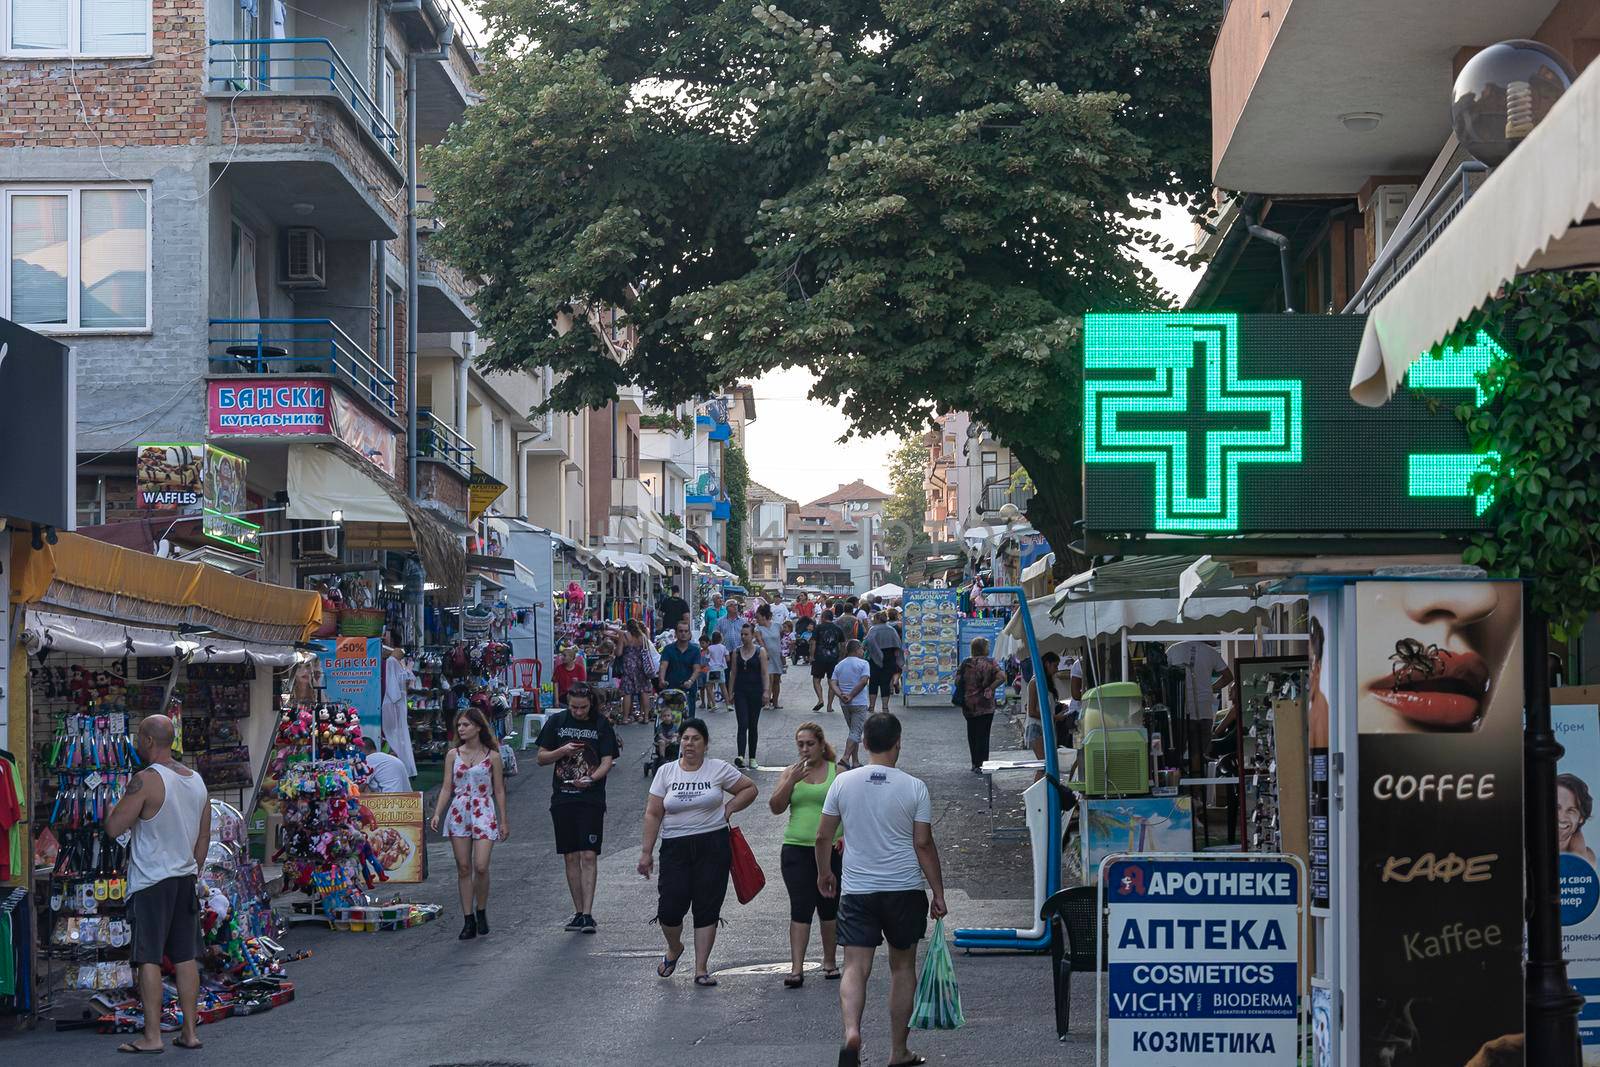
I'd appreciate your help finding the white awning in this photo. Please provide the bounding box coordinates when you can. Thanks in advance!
[24,610,307,666]
[996,594,1300,658]
[1350,58,1600,407]
[287,445,407,524]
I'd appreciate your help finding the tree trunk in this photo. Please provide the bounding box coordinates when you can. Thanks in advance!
[1010,440,1089,584]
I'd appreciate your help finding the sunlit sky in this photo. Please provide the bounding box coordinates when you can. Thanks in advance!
[742,203,1205,504]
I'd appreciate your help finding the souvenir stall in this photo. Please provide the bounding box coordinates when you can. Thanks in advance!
[5,533,322,1030]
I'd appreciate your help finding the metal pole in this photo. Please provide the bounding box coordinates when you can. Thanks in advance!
[1524,595,1583,1063]
[405,53,420,502]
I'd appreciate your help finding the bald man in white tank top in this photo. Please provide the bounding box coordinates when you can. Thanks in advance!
[106,713,211,1054]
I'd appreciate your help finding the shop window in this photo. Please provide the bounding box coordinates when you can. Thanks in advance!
[5,0,150,55]
[4,186,150,330]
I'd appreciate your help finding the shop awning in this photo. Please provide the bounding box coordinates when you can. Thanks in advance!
[596,549,666,577]
[998,593,1299,657]
[1052,556,1202,610]
[286,444,467,599]
[11,532,322,645]
[23,610,307,666]
[1350,59,1600,407]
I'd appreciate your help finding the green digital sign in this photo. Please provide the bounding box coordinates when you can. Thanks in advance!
[1082,312,1502,540]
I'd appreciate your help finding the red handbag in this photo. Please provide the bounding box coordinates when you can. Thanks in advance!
[728,826,766,904]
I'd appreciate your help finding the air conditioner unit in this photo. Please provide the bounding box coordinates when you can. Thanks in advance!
[295,521,338,560]
[1370,184,1418,256]
[284,228,327,289]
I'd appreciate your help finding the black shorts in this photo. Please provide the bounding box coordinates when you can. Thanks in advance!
[552,805,605,855]
[869,662,895,698]
[780,843,843,924]
[657,828,731,929]
[837,890,929,950]
[811,657,838,680]
[129,875,201,966]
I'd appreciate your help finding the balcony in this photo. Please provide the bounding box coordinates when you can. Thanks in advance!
[413,0,482,147]
[981,479,1035,515]
[206,38,403,238]
[416,242,478,332]
[208,318,397,416]
[1209,0,1561,193]
[611,477,650,519]
[416,407,474,478]
[1346,162,1486,312]
[687,468,721,508]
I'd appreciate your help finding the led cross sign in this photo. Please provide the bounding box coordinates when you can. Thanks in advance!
[1082,313,1503,540]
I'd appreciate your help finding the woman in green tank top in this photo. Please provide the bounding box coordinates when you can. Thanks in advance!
[769,721,844,988]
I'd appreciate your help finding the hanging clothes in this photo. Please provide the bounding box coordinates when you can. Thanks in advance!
[382,652,418,776]
[0,753,21,884]
[0,888,32,1012]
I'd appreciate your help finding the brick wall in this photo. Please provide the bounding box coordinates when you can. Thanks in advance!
[0,0,206,148]
[218,96,405,215]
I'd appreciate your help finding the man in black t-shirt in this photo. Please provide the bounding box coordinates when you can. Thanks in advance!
[657,584,690,633]
[535,685,619,933]
[810,609,846,713]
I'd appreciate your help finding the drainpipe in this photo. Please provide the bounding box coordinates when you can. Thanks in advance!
[455,348,468,447]
[1245,214,1295,313]
[406,24,454,500]
[372,20,387,386]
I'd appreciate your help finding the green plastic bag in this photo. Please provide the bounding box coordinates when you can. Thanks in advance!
[910,919,965,1030]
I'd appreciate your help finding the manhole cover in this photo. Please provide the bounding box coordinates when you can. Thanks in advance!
[713,960,822,977]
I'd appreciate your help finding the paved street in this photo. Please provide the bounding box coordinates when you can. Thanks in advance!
[5,700,1097,1066]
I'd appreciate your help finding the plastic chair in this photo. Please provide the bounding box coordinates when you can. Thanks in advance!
[1039,885,1106,1040]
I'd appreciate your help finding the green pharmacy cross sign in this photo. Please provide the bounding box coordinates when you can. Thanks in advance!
[1082,313,1503,540]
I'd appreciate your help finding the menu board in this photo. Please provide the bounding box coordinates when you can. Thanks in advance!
[901,588,961,697]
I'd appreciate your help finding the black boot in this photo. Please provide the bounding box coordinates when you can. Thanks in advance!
[459,914,477,940]
[475,908,489,936]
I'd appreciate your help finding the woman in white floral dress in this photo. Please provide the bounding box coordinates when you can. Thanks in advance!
[430,706,509,940]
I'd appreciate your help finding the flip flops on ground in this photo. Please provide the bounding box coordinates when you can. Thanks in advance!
[657,951,682,978]
[116,1042,163,1054]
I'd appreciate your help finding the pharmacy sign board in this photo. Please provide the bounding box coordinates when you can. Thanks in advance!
[1101,854,1303,1066]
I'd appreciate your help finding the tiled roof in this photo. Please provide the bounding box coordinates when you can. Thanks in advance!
[792,505,857,532]
[747,479,798,506]
[806,479,890,506]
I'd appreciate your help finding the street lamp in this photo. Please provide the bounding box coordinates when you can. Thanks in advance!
[1451,40,1575,165]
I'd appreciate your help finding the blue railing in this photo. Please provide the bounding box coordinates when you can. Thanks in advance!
[417,407,474,477]
[208,318,398,415]
[207,38,401,159]
[687,468,721,503]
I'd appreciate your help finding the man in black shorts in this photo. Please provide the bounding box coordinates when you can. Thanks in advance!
[816,713,948,1067]
[810,608,846,712]
[536,685,619,932]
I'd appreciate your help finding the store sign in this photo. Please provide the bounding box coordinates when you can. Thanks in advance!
[1082,313,1503,538]
[135,443,203,509]
[1554,697,1600,1057]
[361,791,426,884]
[468,465,507,522]
[1355,581,1524,1065]
[313,637,383,738]
[330,391,395,477]
[902,588,961,697]
[1104,855,1299,1065]
[208,379,331,435]
[202,445,258,554]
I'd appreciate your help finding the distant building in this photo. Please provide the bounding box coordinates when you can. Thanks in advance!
[787,505,873,595]
[746,481,797,585]
[806,479,890,587]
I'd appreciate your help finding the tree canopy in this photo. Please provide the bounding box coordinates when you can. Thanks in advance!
[426,0,1217,556]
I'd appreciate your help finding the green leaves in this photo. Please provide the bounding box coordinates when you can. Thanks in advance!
[1452,272,1600,636]
[430,0,1217,553]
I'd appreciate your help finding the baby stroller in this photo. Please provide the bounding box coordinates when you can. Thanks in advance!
[644,688,689,777]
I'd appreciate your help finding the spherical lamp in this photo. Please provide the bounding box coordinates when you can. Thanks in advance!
[1451,40,1576,166]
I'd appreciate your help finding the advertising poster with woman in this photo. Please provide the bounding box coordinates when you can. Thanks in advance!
[1356,580,1524,1067]
[1554,698,1600,1063]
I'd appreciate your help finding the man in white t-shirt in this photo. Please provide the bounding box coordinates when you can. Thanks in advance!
[362,738,412,793]
[766,591,790,629]
[816,712,947,1067]
[1166,640,1233,773]
[830,640,873,769]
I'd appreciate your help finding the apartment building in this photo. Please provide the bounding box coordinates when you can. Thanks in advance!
[806,479,889,588]
[919,412,1032,541]
[17,0,498,613]
[745,480,796,585]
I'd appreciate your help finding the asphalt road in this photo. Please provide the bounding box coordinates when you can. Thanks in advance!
[2,696,1098,1066]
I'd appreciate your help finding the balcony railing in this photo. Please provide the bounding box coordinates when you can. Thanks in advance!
[207,38,401,160]
[982,479,1035,514]
[208,318,397,415]
[687,468,721,502]
[1346,161,1488,314]
[417,408,474,477]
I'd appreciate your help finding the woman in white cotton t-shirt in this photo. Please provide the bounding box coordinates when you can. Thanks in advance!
[639,718,758,986]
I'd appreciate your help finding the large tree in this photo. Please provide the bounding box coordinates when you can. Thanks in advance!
[427,0,1217,560]
[882,433,930,577]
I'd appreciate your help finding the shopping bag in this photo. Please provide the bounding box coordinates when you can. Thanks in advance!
[910,919,966,1030]
[728,826,766,904]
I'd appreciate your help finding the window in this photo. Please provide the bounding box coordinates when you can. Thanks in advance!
[981,450,998,486]
[5,186,149,330]
[6,0,150,55]
[381,58,398,129]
